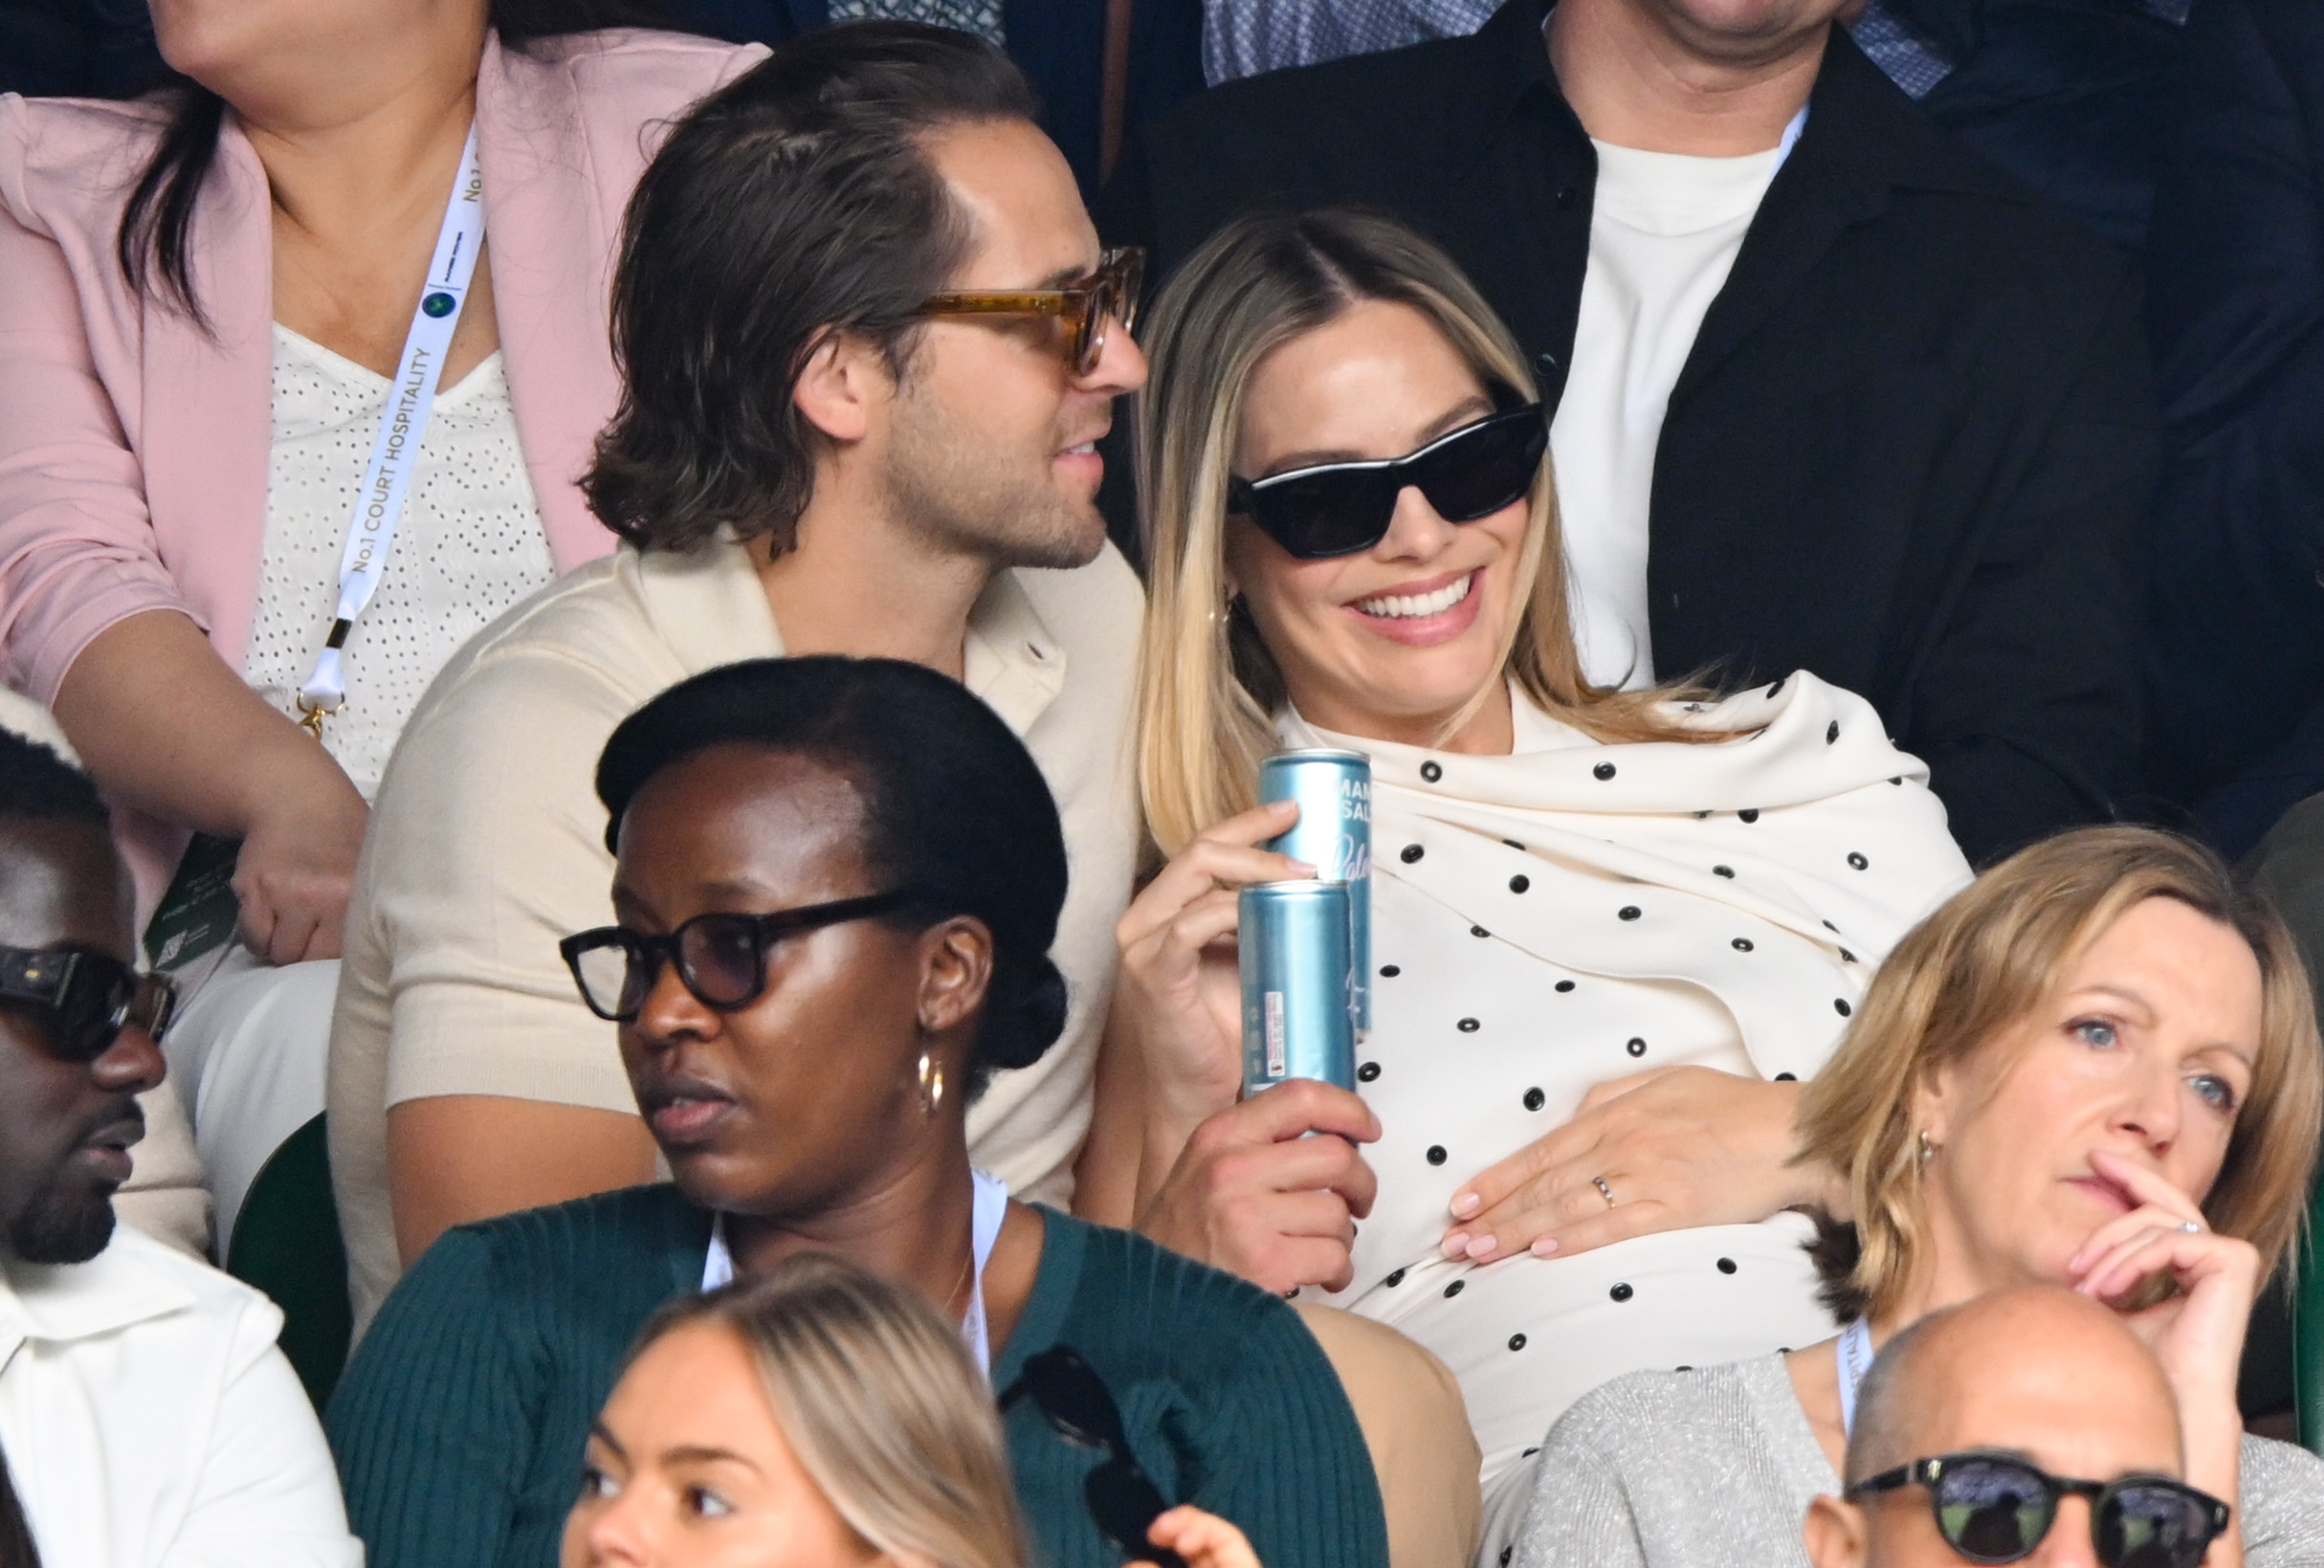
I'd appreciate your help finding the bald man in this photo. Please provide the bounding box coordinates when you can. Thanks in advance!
[1804,1287,2231,1568]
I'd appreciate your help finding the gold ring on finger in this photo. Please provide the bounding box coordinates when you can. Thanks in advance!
[1591,1175,1616,1209]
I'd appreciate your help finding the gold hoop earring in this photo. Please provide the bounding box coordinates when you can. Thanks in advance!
[918,1050,945,1118]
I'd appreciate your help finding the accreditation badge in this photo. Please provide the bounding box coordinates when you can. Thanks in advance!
[142,831,243,988]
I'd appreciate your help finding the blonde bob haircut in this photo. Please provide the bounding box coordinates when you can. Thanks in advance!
[1798,826,2322,1324]
[624,1253,1027,1568]
[1134,207,1715,855]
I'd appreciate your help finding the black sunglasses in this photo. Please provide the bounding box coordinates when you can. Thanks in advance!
[1001,1346,1188,1568]
[0,946,175,1063]
[558,890,927,1023]
[1226,403,1548,561]
[1848,1452,2230,1568]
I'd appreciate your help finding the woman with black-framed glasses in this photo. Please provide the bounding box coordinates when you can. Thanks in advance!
[328,654,1387,1568]
[1096,208,1975,1556]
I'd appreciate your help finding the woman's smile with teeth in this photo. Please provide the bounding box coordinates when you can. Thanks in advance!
[1356,572,1474,620]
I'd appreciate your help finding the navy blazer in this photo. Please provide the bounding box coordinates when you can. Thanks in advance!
[1106,0,2158,865]
[2142,0,2324,852]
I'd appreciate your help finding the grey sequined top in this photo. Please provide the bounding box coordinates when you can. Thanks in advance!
[1512,1351,2324,1568]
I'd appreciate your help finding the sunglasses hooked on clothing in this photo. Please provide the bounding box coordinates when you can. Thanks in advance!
[559,890,928,1024]
[1227,402,1549,561]
[917,248,1145,378]
[1001,1346,1187,1568]
[1848,1452,2230,1568]
[0,946,175,1064]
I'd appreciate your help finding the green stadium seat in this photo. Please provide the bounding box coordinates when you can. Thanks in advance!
[223,1113,351,1411]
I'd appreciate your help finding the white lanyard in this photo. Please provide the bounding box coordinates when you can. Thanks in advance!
[701,1169,1011,1380]
[296,125,486,735]
[1836,1314,1875,1436]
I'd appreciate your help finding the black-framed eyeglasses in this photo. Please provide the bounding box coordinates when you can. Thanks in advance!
[1001,1346,1187,1568]
[1226,402,1548,561]
[1848,1452,2230,1568]
[0,946,175,1063]
[917,248,1145,377]
[558,891,928,1023]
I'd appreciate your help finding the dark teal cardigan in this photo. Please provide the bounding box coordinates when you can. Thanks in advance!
[326,1186,1388,1568]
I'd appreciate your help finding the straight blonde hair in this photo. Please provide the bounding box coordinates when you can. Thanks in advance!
[1797,826,2323,1323]
[631,1254,1027,1568]
[1134,208,1716,855]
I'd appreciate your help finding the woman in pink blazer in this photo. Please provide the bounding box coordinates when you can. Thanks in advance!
[0,0,764,1252]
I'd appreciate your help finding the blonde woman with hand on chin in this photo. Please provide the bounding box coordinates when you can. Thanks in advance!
[1092,207,1975,1557]
[564,1255,1268,1568]
[1516,827,2324,1568]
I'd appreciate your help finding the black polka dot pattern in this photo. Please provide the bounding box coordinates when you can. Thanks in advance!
[1400,844,1424,864]
[1426,1145,1448,1165]
[1834,999,1852,1017]
[1627,1037,1647,1057]
[1503,839,1526,850]
[1766,678,1785,697]
[1714,864,1735,878]
[1610,1283,1634,1302]
[1619,905,1642,921]
[1826,720,1839,744]
[1555,980,1575,993]
[1457,1018,1480,1033]
[1471,925,1491,939]
[1774,1071,1798,1082]
[1384,1269,1405,1287]
[1444,1280,1465,1299]
[1840,949,1856,963]
[1732,937,1754,952]
[1848,851,1869,870]
[1593,762,1616,781]
[1508,1334,1528,1352]
[1380,965,1401,980]
[1717,1257,1737,1274]
[1738,808,1760,824]
[1357,1062,1381,1082]
[1509,874,1531,894]
[1523,1087,1544,1112]
[1420,761,1442,783]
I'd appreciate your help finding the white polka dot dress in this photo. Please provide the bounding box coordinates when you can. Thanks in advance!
[245,325,558,799]
[1283,674,1973,1545]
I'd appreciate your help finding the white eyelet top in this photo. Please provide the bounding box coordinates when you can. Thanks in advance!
[245,325,558,799]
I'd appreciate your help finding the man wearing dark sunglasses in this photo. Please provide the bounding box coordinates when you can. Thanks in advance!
[1805,1288,2234,1568]
[328,25,1154,1331]
[0,726,362,1564]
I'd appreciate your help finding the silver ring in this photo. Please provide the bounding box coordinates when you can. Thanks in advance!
[2179,1220,2203,1234]
[1591,1175,1616,1209]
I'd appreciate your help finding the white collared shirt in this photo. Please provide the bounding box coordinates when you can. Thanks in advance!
[0,1225,360,1567]
[329,538,1146,1334]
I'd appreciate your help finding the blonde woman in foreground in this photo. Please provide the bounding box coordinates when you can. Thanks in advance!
[1095,207,1975,1554]
[564,1253,1262,1568]
[1516,827,2324,1568]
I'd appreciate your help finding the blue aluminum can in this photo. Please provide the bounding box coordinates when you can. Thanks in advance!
[1239,879,1357,1096]
[1258,749,1372,1032]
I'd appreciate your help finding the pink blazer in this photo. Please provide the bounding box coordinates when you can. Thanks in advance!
[0,29,766,711]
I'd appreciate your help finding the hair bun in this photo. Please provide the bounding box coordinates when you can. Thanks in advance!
[977,958,1069,1075]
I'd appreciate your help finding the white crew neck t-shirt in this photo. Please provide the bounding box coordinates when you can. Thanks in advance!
[1551,135,1787,690]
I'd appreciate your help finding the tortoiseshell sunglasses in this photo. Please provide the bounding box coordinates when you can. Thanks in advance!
[916,247,1144,376]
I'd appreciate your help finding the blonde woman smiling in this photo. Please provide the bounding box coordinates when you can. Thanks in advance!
[1091,210,1975,1548]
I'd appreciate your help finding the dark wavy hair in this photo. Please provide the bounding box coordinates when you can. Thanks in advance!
[594,656,1071,1094]
[115,0,670,324]
[580,23,1037,557]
